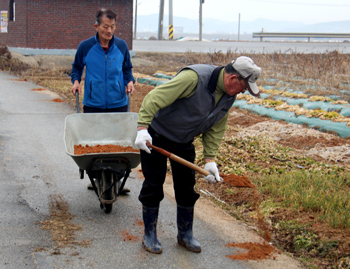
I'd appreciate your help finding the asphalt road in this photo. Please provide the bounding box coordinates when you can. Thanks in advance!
[133,39,350,54]
[0,71,303,268]
[9,40,350,57]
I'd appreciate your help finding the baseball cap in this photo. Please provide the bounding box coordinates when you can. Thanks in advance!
[231,56,261,97]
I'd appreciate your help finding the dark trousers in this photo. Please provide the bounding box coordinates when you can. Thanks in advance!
[138,127,200,208]
[83,105,128,113]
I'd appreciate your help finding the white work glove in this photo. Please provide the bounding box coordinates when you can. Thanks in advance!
[204,162,222,183]
[135,129,152,154]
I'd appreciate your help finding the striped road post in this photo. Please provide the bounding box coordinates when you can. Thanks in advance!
[169,24,173,40]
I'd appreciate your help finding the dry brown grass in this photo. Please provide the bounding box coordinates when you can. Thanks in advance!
[1,44,349,102]
[134,50,350,102]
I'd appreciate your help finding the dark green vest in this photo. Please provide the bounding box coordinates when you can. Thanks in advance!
[150,64,236,143]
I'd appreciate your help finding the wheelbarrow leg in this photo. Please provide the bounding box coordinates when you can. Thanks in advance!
[116,168,131,196]
[87,172,100,197]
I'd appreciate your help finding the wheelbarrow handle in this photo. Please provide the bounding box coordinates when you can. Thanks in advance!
[75,91,80,113]
[127,91,131,112]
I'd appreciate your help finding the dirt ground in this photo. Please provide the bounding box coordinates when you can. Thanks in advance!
[8,52,350,268]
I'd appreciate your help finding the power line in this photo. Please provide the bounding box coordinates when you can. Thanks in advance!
[248,0,350,7]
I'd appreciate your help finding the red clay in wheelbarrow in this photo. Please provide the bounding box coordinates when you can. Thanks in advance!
[74,144,140,155]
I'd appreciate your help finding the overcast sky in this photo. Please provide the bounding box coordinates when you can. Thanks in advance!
[135,0,350,24]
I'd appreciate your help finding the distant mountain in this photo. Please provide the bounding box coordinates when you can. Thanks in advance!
[136,14,350,35]
[285,20,350,33]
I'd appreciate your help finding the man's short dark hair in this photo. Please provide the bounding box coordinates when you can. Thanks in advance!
[95,8,117,25]
[224,63,243,80]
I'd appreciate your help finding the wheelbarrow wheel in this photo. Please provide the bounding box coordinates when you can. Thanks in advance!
[103,203,113,214]
[101,170,115,214]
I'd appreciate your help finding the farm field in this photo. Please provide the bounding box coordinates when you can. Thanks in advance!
[1,46,350,268]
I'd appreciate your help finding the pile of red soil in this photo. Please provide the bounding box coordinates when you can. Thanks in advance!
[74,144,140,155]
[221,174,255,188]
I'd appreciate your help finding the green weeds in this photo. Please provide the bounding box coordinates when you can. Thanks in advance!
[195,132,350,230]
[259,170,350,230]
[195,135,345,176]
[275,220,340,257]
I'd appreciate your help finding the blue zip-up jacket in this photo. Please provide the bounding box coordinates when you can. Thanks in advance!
[71,33,135,109]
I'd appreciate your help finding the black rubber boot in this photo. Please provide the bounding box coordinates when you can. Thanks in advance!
[142,206,162,254]
[177,205,201,253]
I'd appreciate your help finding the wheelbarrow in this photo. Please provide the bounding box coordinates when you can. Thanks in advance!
[64,93,140,213]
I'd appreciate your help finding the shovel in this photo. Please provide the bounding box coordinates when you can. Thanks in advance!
[145,141,255,188]
[146,141,210,176]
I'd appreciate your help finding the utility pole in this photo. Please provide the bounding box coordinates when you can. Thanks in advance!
[199,0,204,41]
[158,0,165,40]
[134,0,138,40]
[238,13,241,41]
[169,0,173,40]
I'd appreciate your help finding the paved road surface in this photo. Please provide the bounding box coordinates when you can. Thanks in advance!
[0,71,303,268]
[133,40,350,54]
[9,40,350,57]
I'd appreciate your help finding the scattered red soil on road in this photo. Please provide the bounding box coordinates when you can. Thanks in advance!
[32,88,47,91]
[226,242,279,261]
[74,144,140,155]
[133,218,144,227]
[121,230,139,242]
[51,98,65,102]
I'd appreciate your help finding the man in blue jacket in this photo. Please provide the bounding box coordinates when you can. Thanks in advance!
[71,8,135,192]
[71,8,135,113]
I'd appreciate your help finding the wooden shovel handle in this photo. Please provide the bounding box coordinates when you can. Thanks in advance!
[146,142,210,176]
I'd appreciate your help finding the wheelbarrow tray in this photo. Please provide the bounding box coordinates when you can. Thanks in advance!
[64,112,140,170]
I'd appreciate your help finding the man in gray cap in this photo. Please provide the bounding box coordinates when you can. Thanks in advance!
[135,56,261,254]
